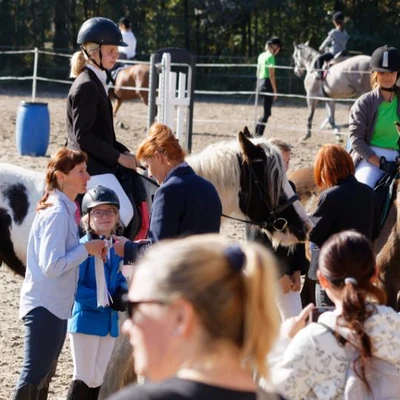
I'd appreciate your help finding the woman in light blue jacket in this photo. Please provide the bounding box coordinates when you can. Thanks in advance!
[67,185,128,399]
[14,148,105,400]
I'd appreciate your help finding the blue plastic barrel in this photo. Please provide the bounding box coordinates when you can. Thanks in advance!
[16,101,50,156]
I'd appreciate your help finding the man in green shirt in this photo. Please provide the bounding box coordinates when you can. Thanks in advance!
[255,36,282,137]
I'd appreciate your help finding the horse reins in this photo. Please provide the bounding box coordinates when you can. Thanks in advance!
[138,161,298,233]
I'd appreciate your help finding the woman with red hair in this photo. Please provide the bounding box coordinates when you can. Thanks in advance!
[119,123,222,260]
[308,144,380,306]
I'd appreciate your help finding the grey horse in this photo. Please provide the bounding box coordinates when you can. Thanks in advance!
[292,42,371,141]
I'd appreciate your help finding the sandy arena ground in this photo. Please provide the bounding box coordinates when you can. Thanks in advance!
[0,87,349,399]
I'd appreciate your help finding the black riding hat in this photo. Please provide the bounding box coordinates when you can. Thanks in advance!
[267,37,283,49]
[77,17,127,47]
[332,11,345,22]
[370,45,400,72]
[82,185,120,215]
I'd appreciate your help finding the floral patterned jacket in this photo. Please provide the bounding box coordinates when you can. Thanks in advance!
[267,305,400,400]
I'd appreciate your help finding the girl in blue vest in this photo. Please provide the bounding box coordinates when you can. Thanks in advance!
[67,185,128,399]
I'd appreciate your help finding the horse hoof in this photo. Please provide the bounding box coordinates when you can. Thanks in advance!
[335,134,343,143]
[300,133,311,142]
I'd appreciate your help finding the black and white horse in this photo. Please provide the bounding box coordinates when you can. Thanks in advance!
[0,130,312,277]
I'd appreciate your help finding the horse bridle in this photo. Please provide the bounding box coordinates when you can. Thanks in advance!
[222,156,299,232]
[138,162,299,232]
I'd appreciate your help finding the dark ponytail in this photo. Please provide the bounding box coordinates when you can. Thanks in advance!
[318,230,387,391]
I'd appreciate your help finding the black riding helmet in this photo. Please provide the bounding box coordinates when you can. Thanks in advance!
[77,17,127,47]
[267,36,283,49]
[82,185,120,215]
[370,45,400,72]
[332,11,345,23]
[77,17,127,72]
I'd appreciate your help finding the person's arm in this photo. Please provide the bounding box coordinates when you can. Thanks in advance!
[70,81,122,167]
[148,186,181,242]
[319,30,333,52]
[308,192,336,247]
[268,305,318,399]
[38,211,88,277]
[269,66,277,101]
[117,152,138,169]
[349,96,376,163]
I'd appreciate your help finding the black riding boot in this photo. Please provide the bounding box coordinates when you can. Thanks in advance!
[90,386,101,400]
[37,386,49,400]
[12,384,39,400]
[66,380,90,400]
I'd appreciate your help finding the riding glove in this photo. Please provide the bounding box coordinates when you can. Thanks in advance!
[110,287,128,312]
[379,157,398,175]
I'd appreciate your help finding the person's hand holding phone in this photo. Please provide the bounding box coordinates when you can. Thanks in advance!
[280,303,315,339]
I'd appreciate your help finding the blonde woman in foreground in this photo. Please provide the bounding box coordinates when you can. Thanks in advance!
[109,234,286,400]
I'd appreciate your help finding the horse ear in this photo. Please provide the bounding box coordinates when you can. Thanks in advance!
[242,126,253,139]
[293,41,297,48]
[305,40,310,46]
[238,131,259,162]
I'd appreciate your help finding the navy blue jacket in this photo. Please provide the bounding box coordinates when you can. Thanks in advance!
[148,165,222,241]
[124,165,222,263]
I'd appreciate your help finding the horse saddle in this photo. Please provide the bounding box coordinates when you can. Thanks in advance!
[115,165,150,240]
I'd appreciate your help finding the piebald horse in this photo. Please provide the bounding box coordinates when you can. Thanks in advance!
[288,166,400,311]
[0,130,312,278]
[292,42,371,140]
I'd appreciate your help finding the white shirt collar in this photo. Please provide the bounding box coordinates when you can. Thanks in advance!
[86,64,108,94]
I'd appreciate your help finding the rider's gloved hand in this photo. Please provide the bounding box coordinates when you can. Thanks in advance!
[379,156,398,175]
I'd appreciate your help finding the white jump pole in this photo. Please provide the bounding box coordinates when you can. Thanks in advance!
[176,72,187,142]
[32,47,39,102]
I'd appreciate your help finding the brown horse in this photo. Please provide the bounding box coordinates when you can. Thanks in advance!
[288,166,400,311]
[109,64,150,118]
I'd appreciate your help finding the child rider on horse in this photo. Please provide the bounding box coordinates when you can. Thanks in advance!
[316,11,349,80]
[66,17,145,240]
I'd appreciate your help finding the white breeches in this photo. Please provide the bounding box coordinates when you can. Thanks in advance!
[275,286,303,321]
[355,146,398,188]
[69,332,116,388]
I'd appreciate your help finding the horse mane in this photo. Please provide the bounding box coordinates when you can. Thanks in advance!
[298,43,320,66]
[255,138,285,208]
[187,137,285,214]
[187,140,240,192]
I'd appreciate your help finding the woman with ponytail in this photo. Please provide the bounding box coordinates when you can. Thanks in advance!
[13,148,106,400]
[268,230,400,400]
[109,234,285,400]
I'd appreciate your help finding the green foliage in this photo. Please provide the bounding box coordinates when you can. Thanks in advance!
[0,0,399,91]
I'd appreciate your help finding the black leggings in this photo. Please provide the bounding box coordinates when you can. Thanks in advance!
[256,78,273,136]
[316,53,334,72]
